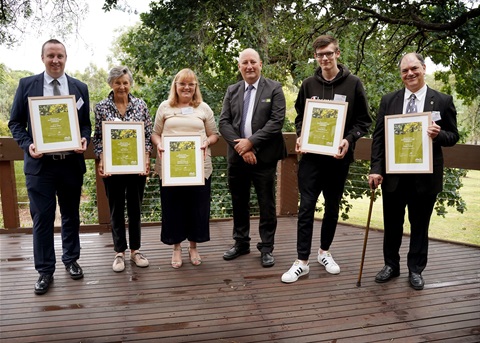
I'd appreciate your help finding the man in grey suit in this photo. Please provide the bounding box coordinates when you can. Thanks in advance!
[219,48,286,267]
[9,39,91,294]
[369,52,459,290]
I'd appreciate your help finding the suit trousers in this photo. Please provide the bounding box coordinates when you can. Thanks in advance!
[103,174,146,252]
[26,158,83,275]
[382,175,437,274]
[228,161,277,253]
[296,154,350,260]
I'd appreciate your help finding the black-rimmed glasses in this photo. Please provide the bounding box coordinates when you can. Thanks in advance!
[314,51,336,59]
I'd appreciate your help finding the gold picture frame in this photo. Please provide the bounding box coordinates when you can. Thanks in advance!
[385,112,433,174]
[299,99,348,155]
[161,134,204,186]
[102,121,146,174]
[28,95,82,153]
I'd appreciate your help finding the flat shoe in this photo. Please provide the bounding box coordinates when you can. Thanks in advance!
[188,248,202,266]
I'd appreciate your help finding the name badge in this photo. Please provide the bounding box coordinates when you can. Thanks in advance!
[77,97,84,110]
[334,94,347,102]
[181,107,194,115]
[431,111,441,121]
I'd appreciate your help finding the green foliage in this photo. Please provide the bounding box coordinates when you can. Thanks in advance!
[435,167,468,217]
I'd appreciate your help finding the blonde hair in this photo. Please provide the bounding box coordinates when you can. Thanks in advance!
[168,68,203,108]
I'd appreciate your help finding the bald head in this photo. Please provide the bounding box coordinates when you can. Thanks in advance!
[238,48,263,84]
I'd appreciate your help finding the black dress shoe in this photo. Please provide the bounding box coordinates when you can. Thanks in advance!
[261,252,275,268]
[375,265,400,283]
[409,272,425,290]
[223,245,250,260]
[66,261,84,280]
[34,274,53,295]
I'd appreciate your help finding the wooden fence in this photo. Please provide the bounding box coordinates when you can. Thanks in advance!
[1,133,479,232]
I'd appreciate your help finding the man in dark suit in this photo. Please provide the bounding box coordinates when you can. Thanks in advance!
[369,52,459,290]
[219,48,286,267]
[9,39,91,294]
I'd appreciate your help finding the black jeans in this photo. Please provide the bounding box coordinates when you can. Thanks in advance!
[296,154,350,260]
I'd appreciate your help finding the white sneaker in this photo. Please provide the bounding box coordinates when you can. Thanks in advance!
[318,250,340,274]
[112,253,125,272]
[131,251,149,268]
[281,260,310,283]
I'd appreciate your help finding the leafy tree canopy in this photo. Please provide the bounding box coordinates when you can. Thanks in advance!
[109,0,479,115]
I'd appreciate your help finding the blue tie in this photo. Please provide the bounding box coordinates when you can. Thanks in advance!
[241,85,254,137]
[406,93,417,113]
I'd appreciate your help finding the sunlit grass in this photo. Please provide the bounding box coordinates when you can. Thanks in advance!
[336,169,480,246]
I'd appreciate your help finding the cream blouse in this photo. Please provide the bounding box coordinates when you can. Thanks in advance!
[153,100,218,179]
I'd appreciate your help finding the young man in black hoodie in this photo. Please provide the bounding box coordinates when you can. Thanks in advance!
[282,35,372,283]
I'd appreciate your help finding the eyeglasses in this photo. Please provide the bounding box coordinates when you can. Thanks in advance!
[314,51,336,59]
[176,82,197,88]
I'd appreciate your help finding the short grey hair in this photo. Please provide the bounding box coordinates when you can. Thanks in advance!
[107,66,134,86]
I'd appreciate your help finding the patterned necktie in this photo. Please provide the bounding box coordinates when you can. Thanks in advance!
[52,79,61,96]
[406,93,417,113]
[241,84,254,137]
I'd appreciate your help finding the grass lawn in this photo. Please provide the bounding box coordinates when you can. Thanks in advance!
[335,169,480,246]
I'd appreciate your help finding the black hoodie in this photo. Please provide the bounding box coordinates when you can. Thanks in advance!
[294,64,372,163]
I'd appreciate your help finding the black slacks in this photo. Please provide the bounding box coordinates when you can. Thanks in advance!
[227,161,278,253]
[26,158,83,275]
[382,175,437,274]
[103,174,146,252]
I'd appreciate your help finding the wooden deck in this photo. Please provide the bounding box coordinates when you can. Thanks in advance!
[1,217,479,342]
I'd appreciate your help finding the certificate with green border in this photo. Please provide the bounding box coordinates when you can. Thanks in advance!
[102,121,146,174]
[299,99,348,156]
[162,134,204,186]
[28,95,82,153]
[385,112,433,173]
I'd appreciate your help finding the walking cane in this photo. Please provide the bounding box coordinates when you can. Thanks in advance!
[356,189,376,287]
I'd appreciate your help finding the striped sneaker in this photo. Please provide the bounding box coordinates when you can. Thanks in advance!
[318,250,340,274]
[281,260,309,283]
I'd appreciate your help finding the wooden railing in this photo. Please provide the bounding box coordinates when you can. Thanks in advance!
[1,133,480,232]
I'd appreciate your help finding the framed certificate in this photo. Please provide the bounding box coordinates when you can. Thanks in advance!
[385,112,433,173]
[162,134,204,186]
[102,121,146,174]
[299,99,348,155]
[28,95,82,153]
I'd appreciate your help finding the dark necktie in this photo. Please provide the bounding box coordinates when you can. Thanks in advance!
[52,79,61,96]
[241,84,254,137]
[406,93,417,113]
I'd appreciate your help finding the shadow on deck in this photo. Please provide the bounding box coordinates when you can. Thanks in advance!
[1,217,479,342]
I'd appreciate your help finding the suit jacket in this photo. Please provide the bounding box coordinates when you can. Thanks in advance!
[370,86,459,194]
[219,76,287,165]
[8,72,91,175]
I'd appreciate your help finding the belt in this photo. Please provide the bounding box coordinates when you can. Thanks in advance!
[44,152,76,160]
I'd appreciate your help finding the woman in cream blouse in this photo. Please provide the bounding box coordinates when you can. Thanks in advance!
[151,68,219,268]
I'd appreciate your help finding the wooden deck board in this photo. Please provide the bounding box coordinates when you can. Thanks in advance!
[1,217,479,342]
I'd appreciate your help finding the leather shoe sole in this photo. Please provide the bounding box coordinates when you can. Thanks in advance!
[34,274,53,295]
[409,273,425,290]
[223,246,250,260]
[375,265,400,283]
[261,252,275,268]
[66,261,84,280]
